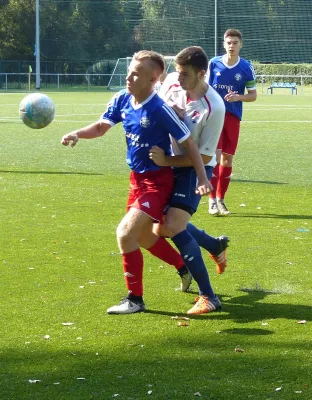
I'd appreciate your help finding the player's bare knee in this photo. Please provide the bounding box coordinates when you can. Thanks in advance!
[116,222,131,244]
[154,223,171,238]
[162,220,185,238]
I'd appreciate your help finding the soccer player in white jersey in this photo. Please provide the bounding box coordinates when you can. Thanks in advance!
[61,50,211,315]
[207,28,257,216]
[154,56,168,92]
[149,46,228,314]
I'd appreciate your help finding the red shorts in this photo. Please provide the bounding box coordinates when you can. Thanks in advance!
[217,112,241,155]
[127,168,174,222]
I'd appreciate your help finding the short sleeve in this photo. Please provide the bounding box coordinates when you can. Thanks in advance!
[245,62,257,91]
[100,90,124,125]
[207,61,214,86]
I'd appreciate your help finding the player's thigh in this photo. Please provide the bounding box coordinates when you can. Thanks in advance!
[138,227,160,249]
[117,208,154,241]
[163,207,191,237]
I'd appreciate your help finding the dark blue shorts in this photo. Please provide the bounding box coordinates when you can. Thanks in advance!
[168,165,213,215]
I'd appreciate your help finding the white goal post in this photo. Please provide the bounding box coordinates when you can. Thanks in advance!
[107,55,176,90]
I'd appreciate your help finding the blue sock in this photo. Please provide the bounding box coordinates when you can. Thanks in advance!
[171,230,215,297]
[187,223,219,255]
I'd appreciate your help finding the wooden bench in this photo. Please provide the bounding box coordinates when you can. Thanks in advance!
[267,82,297,95]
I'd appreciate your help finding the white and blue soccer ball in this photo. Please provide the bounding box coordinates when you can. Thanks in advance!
[19,93,55,129]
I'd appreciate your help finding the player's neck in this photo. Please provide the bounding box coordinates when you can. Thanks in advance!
[133,89,154,105]
[225,53,239,66]
[186,82,208,101]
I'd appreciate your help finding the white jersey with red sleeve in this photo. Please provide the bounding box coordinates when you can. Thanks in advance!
[159,72,225,166]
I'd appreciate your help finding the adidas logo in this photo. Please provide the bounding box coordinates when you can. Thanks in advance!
[142,201,150,208]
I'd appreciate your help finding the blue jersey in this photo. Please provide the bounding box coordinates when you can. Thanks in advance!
[101,90,190,173]
[207,56,256,120]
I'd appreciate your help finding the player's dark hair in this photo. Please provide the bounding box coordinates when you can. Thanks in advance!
[224,28,243,41]
[134,50,165,75]
[175,46,208,72]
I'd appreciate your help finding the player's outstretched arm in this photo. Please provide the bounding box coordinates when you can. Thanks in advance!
[61,121,111,148]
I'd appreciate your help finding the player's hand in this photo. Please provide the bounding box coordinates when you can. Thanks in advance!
[171,104,185,120]
[61,132,79,148]
[195,179,213,196]
[224,90,240,103]
[149,146,167,166]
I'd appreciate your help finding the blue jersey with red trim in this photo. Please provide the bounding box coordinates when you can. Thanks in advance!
[207,56,256,120]
[101,90,190,173]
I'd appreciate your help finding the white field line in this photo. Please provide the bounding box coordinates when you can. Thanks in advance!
[246,107,312,111]
[2,117,312,124]
[243,120,312,123]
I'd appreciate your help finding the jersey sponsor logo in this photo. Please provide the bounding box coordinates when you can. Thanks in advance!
[213,83,235,91]
[191,111,200,123]
[235,73,242,81]
[141,201,150,208]
[140,116,151,128]
[125,132,149,147]
[126,131,140,143]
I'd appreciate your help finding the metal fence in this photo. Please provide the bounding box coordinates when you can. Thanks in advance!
[1,73,311,94]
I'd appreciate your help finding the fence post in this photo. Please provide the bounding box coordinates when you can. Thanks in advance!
[261,75,264,94]
[5,73,8,90]
[57,74,60,90]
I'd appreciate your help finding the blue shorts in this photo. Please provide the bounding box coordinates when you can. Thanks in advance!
[169,165,213,215]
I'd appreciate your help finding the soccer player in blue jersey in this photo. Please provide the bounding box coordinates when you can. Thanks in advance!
[207,28,257,215]
[61,50,211,314]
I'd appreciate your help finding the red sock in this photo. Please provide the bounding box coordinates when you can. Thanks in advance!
[122,249,144,297]
[217,165,232,199]
[209,164,219,199]
[147,237,184,271]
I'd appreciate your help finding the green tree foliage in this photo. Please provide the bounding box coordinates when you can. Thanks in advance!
[40,0,140,61]
[0,0,35,59]
[135,0,215,56]
[1,0,312,65]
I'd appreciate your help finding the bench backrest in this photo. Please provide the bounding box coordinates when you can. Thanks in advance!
[270,82,296,88]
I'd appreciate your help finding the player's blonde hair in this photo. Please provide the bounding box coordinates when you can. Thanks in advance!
[133,50,165,76]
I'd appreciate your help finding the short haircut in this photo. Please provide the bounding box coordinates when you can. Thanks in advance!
[224,28,243,41]
[175,46,208,72]
[133,50,165,75]
[174,46,209,71]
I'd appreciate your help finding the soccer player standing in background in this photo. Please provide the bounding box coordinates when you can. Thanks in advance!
[207,28,257,216]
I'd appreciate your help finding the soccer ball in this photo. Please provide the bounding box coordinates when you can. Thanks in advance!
[19,93,55,129]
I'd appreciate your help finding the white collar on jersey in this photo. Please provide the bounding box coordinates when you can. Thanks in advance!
[130,91,157,109]
[222,55,241,69]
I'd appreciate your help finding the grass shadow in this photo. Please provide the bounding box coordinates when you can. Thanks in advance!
[145,288,311,325]
[0,169,104,176]
[231,178,288,185]
[229,213,312,220]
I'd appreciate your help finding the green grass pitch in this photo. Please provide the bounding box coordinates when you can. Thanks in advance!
[0,90,311,399]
